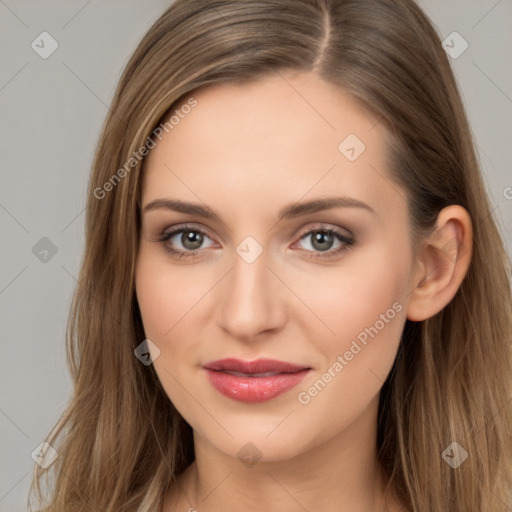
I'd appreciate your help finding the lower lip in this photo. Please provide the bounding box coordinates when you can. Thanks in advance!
[204,369,310,403]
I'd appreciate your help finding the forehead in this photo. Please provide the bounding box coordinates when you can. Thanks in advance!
[168,71,378,156]
[141,72,405,225]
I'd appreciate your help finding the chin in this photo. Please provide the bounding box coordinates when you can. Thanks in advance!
[194,419,324,466]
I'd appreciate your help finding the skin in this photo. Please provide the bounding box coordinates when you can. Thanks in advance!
[135,70,472,512]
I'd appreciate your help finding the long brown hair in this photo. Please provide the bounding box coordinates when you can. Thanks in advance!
[29,1,512,510]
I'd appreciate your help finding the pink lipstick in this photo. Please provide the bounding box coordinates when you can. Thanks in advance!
[203,358,311,403]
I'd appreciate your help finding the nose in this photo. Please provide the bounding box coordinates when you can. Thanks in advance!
[215,246,287,342]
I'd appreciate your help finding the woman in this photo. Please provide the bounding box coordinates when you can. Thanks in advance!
[29,0,512,511]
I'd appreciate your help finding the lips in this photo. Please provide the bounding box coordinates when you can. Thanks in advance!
[203,358,311,403]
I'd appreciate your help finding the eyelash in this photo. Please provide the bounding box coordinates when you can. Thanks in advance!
[155,223,355,261]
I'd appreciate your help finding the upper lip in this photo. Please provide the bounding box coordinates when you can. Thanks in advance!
[203,358,310,374]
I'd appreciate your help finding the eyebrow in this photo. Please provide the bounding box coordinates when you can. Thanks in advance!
[142,196,376,221]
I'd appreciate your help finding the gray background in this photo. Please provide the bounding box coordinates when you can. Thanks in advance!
[1,1,511,510]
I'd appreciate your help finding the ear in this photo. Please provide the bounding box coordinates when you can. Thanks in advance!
[406,205,473,321]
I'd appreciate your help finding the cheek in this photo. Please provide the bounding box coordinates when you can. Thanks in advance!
[288,242,411,408]
[290,254,408,444]
[135,270,172,341]
[135,249,214,392]
[294,247,408,343]
[135,248,209,341]
[134,252,192,400]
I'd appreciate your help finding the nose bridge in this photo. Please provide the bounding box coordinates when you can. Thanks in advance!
[216,240,285,340]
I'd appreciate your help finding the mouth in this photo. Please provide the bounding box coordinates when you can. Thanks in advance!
[203,358,312,403]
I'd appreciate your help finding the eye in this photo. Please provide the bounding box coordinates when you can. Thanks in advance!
[155,223,355,261]
[157,225,216,259]
[292,225,355,259]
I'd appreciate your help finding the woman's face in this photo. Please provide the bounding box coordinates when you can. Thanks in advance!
[136,71,419,462]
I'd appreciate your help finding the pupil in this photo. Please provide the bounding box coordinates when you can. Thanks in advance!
[312,231,333,251]
[183,230,203,250]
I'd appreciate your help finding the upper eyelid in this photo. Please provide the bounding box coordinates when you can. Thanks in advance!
[294,223,353,239]
[163,224,216,243]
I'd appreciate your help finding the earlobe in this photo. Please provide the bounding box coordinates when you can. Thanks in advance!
[406,205,473,322]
